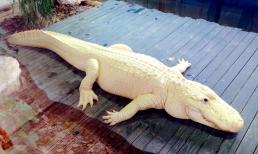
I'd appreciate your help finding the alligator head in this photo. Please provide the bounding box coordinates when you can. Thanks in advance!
[164,78,244,133]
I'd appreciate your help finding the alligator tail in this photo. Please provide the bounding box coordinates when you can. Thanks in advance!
[6,30,49,48]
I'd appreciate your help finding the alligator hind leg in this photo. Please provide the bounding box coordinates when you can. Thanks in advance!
[77,59,99,110]
[171,59,191,73]
[109,44,134,53]
[102,94,160,125]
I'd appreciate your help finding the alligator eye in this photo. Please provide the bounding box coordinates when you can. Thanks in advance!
[203,98,209,104]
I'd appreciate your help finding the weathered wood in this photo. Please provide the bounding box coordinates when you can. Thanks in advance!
[185,27,239,76]
[254,144,258,154]
[174,24,223,64]
[195,31,249,84]
[213,36,258,94]
[221,45,258,102]
[156,26,241,153]
[236,108,258,154]
[134,20,217,153]
[101,9,192,147]
[147,18,198,59]
[186,28,241,80]
[206,33,257,87]
[102,10,175,48]
[218,71,258,154]
[172,29,256,152]
[154,19,211,57]
[196,64,258,153]
[48,0,126,31]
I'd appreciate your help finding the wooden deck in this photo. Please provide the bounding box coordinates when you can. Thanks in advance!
[2,0,258,153]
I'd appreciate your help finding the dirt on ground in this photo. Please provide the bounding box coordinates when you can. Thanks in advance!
[0,1,98,34]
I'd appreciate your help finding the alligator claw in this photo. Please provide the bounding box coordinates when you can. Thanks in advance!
[102,110,121,125]
[77,90,98,110]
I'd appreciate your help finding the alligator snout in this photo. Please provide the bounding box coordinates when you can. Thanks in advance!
[229,117,244,133]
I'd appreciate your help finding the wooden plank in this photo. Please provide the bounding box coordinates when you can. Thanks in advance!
[195,31,249,85]
[185,27,240,80]
[107,13,185,50]
[84,8,165,45]
[116,14,190,52]
[86,12,191,145]
[47,0,126,30]
[156,27,238,153]
[13,1,130,118]
[46,6,190,150]
[19,3,151,115]
[143,21,218,154]
[254,145,258,154]
[232,69,258,112]
[87,7,190,150]
[21,0,142,101]
[132,116,167,150]
[177,30,239,72]
[206,33,257,87]
[71,5,147,40]
[198,63,258,154]
[129,19,215,153]
[159,121,192,154]
[45,1,165,129]
[236,109,258,154]
[169,124,210,153]
[72,4,173,119]
[185,28,243,81]
[221,47,258,102]
[172,24,223,65]
[105,12,202,153]
[6,0,258,153]
[143,117,183,153]
[147,18,198,59]
[177,31,256,152]
[51,3,133,35]
[21,4,129,61]
[217,68,258,154]
[164,21,215,58]
[20,1,124,60]
[213,35,258,96]
[219,87,258,153]
[161,19,213,56]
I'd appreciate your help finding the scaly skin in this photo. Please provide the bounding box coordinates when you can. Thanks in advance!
[7,30,244,132]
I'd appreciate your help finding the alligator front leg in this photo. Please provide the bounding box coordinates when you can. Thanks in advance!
[102,94,161,125]
[77,59,99,110]
[171,59,191,73]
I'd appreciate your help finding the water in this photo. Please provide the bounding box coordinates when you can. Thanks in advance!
[124,0,258,32]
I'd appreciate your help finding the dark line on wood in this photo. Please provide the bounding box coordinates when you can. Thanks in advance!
[212,35,258,88]
[234,86,258,153]
[221,49,258,102]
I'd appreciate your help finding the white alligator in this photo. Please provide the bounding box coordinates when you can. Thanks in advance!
[7,30,244,132]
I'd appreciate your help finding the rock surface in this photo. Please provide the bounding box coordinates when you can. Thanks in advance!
[0,0,13,11]
[0,56,21,95]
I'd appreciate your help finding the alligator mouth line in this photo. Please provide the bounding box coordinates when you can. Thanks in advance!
[202,113,220,130]
[185,106,220,130]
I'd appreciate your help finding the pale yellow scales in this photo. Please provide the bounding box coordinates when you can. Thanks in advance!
[7,30,244,132]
